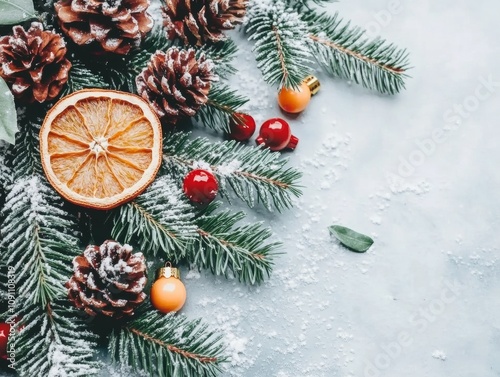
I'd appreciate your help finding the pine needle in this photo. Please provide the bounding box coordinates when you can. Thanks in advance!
[163,133,302,212]
[303,11,411,94]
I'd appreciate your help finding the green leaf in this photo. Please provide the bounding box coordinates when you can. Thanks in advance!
[0,0,36,25]
[0,77,17,144]
[329,225,374,253]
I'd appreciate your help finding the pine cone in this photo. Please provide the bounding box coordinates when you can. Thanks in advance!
[54,0,154,55]
[136,47,217,125]
[66,240,147,318]
[163,0,247,46]
[0,22,71,104]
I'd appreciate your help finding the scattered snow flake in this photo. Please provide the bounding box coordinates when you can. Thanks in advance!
[432,350,447,361]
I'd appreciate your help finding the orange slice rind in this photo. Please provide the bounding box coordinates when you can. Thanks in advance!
[40,89,162,210]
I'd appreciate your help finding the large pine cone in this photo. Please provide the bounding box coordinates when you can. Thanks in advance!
[54,0,154,55]
[0,22,71,104]
[66,240,147,318]
[163,0,247,46]
[136,47,217,125]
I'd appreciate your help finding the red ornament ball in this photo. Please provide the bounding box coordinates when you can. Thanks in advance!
[183,169,219,204]
[256,118,299,151]
[229,113,256,141]
[0,322,10,360]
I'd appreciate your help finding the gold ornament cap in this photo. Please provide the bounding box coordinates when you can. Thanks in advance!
[303,75,321,95]
[156,262,180,280]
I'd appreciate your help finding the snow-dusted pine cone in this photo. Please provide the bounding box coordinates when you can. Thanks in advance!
[66,240,147,319]
[0,22,71,104]
[136,47,217,125]
[163,0,247,46]
[54,0,154,55]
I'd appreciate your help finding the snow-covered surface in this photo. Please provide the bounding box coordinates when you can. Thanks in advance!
[182,1,500,376]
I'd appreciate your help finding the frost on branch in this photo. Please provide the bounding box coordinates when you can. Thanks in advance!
[111,175,197,259]
[0,175,79,307]
[246,0,312,89]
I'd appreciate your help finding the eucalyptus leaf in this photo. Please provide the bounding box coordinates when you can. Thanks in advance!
[0,77,17,144]
[329,225,374,253]
[0,0,36,25]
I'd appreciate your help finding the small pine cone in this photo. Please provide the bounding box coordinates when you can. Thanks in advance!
[66,240,147,319]
[0,22,71,104]
[54,0,154,55]
[163,0,247,46]
[136,47,217,125]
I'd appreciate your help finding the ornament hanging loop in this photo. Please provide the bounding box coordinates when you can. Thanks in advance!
[303,75,321,96]
[156,262,180,280]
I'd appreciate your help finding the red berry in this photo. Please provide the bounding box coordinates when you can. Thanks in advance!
[0,322,10,360]
[229,113,256,141]
[183,169,219,204]
[255,118,299,151]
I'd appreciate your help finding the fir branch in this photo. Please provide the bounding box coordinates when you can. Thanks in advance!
[246,0,313,89]
[163,133,302,211]
[0,117,80,307]
[10,113,44,179]
[61,60,110,96]
[14,303,101,377]
[111,176,197,260]
[286,0,336,10]
[0,141,11,207]
[109,307,225,377]
[195,84,249,133]
[303,11,410,94]
[0,175,80,307]
[197,39,238,80]
[192,202,279,284]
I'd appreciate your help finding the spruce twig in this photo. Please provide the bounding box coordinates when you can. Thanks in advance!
[287,0,335,10]
[197,39,239,80]
[109,307,225,377]
[246,0,313,89]
[111,176,197,260]
[303,11,410,94]
[14,304,101,377]
[192,202,279,284]
[0,120,80,307]
[163,133,302,211]
[195,84,249,133]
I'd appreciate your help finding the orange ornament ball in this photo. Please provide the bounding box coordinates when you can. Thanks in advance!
[277,81,311,113]
[151,276,187,313]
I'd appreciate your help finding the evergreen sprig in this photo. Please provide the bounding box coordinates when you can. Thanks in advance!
[61,60,111,96]
[195,84,249,133]
[163,133,302,211]
[0,142,11,207]
[246,0,313,89]
[0,119,80,307]
[192,202,279,284]
[14,304,101,377]
[9,113,45,179]
[287,0,335,10]
[0,175,80,307]
[111,176,197,260]
[197,39,239,80]
[109,307,225,377]
[303,11,410,94]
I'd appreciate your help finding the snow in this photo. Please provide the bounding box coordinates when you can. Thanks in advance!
[431,350,447,361]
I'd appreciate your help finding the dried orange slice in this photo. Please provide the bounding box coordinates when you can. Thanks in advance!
[40,89,162,210]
